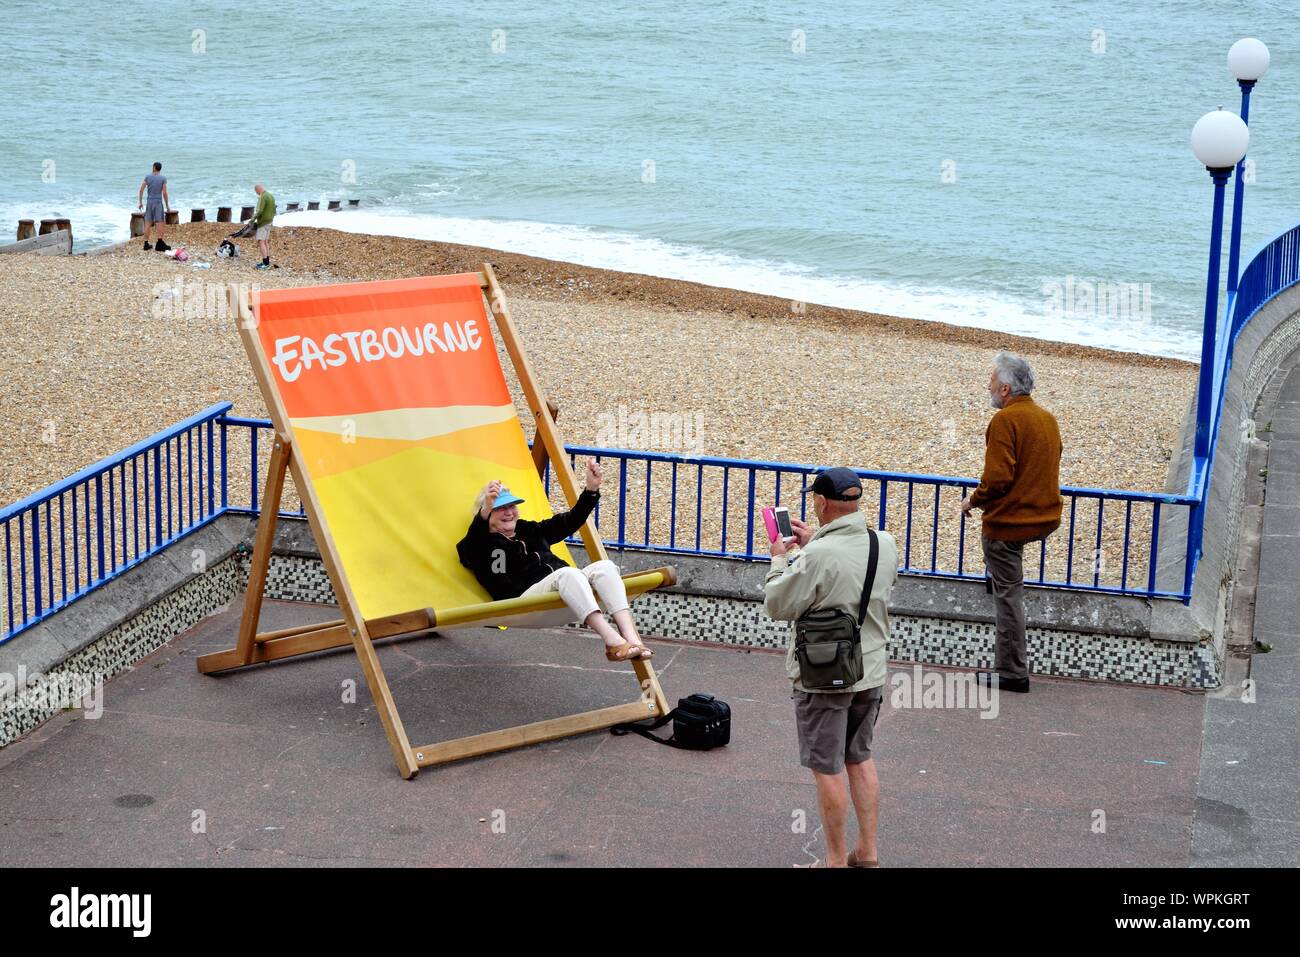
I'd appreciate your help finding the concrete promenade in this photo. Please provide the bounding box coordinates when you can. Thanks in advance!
[1,599,1215,867]
[1192,360,1300,865]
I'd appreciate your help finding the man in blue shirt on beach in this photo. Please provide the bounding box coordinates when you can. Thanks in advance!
[137,162,170,252]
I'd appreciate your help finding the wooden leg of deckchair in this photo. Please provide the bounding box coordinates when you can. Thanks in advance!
[411,700,656,768]
[231,433,291,666]
[631,657,670,717]
[531,400,559,478]
[197,607,435,673]
[485,263,608,564]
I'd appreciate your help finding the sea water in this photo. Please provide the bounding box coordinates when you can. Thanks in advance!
[2,0,1297,358]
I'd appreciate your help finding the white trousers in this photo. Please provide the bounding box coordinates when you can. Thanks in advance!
[521,559,630,622]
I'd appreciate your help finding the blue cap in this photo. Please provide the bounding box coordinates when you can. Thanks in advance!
[492,487,525,510]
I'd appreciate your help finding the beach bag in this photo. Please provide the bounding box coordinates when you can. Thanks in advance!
[610,693,730,750]
[793,528,878,690]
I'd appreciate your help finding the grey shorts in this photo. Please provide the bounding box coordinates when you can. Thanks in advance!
[255,224,272,241]
[794,686,883,774]
[145,200,166,223]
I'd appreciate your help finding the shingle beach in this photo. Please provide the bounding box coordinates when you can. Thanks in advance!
[0,223,1195,514]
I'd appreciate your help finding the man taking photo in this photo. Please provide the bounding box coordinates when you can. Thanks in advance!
[764,467,899,868]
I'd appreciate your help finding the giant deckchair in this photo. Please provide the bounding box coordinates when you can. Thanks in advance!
[197,266,675,779]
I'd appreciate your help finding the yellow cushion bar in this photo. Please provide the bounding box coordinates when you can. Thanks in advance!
[431,567,675,629]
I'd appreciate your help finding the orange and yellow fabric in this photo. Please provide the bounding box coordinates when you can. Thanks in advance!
[252,274,569,621]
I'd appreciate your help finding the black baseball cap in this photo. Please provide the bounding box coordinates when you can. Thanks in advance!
[801,467,864,501]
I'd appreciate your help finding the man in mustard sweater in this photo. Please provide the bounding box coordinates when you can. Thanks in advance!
[961,351,1062,693]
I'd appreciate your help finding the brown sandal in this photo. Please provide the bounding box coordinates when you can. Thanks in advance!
[847,852,879,868]
[605,640,639,662]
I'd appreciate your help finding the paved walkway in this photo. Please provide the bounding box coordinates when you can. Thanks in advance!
[1193,360,1300,865]
[1,599,1210,867]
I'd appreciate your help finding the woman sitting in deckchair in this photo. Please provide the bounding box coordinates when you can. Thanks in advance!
[456,459,653,661]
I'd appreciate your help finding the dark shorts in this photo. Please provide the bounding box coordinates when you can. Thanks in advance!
[793,686,883,775]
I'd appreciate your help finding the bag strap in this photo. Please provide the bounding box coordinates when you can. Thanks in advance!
[857,528,880,627]
[610,711,686,748]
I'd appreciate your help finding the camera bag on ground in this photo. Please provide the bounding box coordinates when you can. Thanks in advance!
[611,692,730,750]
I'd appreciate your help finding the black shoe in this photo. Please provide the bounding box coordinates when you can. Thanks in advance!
[975,670,1030,693]
[142,242,152,251]
[155,239,170,252]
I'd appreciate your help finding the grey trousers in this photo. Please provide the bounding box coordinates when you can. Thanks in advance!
[981,533,1046,680]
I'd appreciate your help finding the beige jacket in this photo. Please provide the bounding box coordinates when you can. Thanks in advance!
[763,511,898,693]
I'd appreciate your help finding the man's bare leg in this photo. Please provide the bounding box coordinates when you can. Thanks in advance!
[845,758,880,862]
[812,769,850,867]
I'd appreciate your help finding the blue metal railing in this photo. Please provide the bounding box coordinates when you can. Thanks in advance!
[213,420,1192,601]
[1,403,231,645]
[536,446,1193,599]
[1181,219,1300,597]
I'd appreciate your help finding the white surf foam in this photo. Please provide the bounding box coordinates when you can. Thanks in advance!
[276,207,1198,359]
[0,200,134,247]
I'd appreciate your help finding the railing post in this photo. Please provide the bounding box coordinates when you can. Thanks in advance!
[616,457,627,546]
[1147,501,1163,597]
[94,475,105,582]
[1182,499,1198,602]
[220,419,229,510]
[31,508,42,617]
[207,419,215,516]
[251,428,259,512]
[745,468,757,559]
[153,446,163,549]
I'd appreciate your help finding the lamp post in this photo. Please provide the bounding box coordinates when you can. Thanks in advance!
[1190,109,1250,462]
[1225,38,1271,295]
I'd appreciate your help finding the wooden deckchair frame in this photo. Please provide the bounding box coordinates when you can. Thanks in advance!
[197,264,673,779]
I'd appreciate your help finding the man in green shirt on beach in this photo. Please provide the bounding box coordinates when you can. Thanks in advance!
[252,184,276,269]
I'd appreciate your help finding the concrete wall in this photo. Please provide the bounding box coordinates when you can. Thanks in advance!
[1161,283,1300,654]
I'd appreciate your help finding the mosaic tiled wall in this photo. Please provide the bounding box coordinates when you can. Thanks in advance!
[0,556,243,748]
[252,555,1220,689]
[631,589,1219,689]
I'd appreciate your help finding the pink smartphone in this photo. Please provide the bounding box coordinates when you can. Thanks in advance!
[762,506,795,544]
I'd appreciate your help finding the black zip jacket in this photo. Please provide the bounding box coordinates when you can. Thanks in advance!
[456,489,600,600]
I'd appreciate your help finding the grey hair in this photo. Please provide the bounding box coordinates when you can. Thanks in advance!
[473,487,489,516]
[992,350,1035,396]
